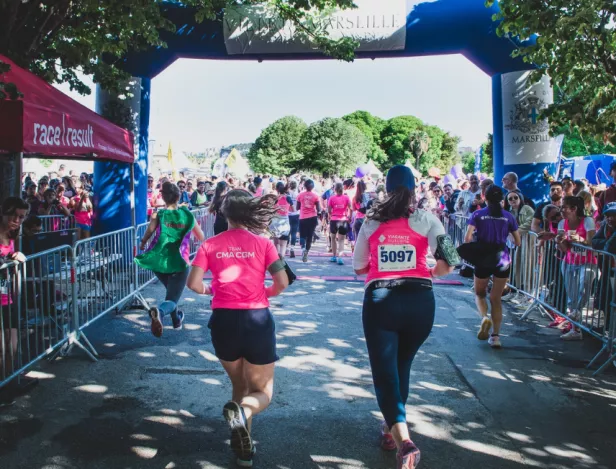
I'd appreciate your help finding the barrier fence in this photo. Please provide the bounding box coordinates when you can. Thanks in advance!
[0,209,215,390]
[39,215,75,233]
[443,213,616,375]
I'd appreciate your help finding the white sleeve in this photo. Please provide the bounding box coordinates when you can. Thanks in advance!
[558,219,565,231]
[584,217,596,232]
[426,212,446,256]
[352,222,371,270]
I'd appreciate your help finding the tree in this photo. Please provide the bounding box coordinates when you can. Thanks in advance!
[462,151,476,175]
[559,126,616,157]
[342,111,388,168]
[379,116,424,167]
[299,118,370,176]
[488,0,616,144]
[0,0,358,98]
[408,130,431,168]
[247,116,308,174]
[481,133,493,175]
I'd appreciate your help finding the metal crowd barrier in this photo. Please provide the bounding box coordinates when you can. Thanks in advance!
[1,246,73,389]
[445,213,616,375]
[39,215,75,233]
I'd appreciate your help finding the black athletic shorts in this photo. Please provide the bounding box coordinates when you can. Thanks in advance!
[329,220,350,235]
[474,265,511,280]
[208,308,278,365]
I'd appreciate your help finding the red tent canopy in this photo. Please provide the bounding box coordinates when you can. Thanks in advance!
[0,55,134,163]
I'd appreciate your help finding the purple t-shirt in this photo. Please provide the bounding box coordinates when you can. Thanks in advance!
[468,207,518,245]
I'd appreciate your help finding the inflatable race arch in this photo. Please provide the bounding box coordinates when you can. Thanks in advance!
[96,0,561,232]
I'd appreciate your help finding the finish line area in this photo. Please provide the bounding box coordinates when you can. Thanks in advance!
[1,234,614,468]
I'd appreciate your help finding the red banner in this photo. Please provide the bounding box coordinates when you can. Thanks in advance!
[0,55,134,163]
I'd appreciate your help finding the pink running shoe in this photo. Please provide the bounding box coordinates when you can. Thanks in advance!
[380,421,396,451]
[397,440,421,469]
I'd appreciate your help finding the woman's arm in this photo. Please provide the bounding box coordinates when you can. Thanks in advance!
[192,219,205,241]
[140,213,159,250]
[353,222,370,275]
[464,225,476,244]
[511,229,522,247]
[187,265,211,295]
[265,269,289,298]
[57,202,71,217]
[431,259,453,277]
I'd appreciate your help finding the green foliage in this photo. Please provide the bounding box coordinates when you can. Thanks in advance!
[559,126,616,157]
[247,116,308,174]
[462,151,476,175]
[487,0,616,144]
[342,111,388,167]
[39,159,53,168]
[299,118,370,176]
[0,0,358,97]
[408,130,431,167]
[481,133,493,175]
[379,116,424,167]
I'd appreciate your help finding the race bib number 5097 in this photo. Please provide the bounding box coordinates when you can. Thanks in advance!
[378,245,416,272]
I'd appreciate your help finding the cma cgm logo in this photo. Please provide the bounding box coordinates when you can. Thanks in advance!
[33,114,94,148]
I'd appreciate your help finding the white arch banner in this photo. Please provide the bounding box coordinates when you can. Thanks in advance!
[223,0,408,55]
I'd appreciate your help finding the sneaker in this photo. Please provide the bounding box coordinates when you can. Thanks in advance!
[561,329,583,341]
[171,310,184,330]
[488,335,502,348]
[477,317,492,341]
[302,250,308,263]
[330,256,337,263]
[561,322,573,334]
[290,249,295,258]
[380,421,396,451]
[337,257,344,265]
[397,440,421,469]
[149,307,163,338]
[236,445,256,468]
[223,401,253,461]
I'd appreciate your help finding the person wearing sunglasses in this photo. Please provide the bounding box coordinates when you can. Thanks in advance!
[506,191,534,234]
[177,180,191,208]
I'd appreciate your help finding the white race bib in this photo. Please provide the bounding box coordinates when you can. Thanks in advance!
[0,278,9,296]
[378,244,416,272]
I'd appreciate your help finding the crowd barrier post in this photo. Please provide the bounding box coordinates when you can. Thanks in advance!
[39,215,75,233]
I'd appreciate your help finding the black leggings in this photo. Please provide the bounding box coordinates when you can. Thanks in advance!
[299,216,318,252]
[362,284,435,429]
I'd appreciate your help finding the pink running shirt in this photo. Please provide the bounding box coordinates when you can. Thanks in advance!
[297,191,320,219]
[192,229,280,309]
[1,240,14,306]
[328,194,350,221]
[353,199,365,220]
[365,218,431,283]
[72,197,93,226]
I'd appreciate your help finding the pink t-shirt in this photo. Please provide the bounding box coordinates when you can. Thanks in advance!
[192,229,280,309]
[73,197,93,226]
[328,194,350,221]
[353,199,365,220]
[365,218,431,284]
[1,240,14,306]
[297,191,320,219]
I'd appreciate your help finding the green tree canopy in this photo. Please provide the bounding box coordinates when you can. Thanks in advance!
[462,151,476,175]
[481,133,493,175]
[247,116,308,175]
[0,0,357,98]
[379,116,424,167]
[300,118,370,176]
[488,0,616,144]
[342,111,388,168]
[559,126,616,157]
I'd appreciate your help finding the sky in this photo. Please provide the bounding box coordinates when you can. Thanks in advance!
[56,54,492,154]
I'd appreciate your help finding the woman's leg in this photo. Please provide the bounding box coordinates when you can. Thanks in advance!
[220,358,250,405]
[0,328,18,378]
[489,276,509,335]
[474,277,490,318]
[289,215,299,247]
[305,217,318,252]
[299,219,308,250]
[337,234,345,257]
[278,239,288,258]
[330,232,338,257]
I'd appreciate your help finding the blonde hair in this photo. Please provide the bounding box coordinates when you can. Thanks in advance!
[577,190,597,215]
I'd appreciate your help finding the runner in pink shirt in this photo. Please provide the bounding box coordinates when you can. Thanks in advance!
[187,189,289,467]
[296,179,321,262]
[328,182,351,265]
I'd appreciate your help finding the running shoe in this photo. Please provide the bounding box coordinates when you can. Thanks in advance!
[488,335,502,348]
[290,249,295,258]
[171,310,184,330]
[302,250,308,263]
[380,421,396,451]
[330,256,337,263]
[236,444,256,468]
[477,317,492,341]
[149,306,163,338]
[561,329,583,341]
[397,440,421,469]
[223,401,253,461]
[337,257,344,265]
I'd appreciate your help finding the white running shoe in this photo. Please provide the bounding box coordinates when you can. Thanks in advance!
[561,329,583,341]
[477,317,492,341]
[488,335,502,348]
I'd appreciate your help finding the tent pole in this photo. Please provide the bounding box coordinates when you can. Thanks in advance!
[131,162,136,227]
